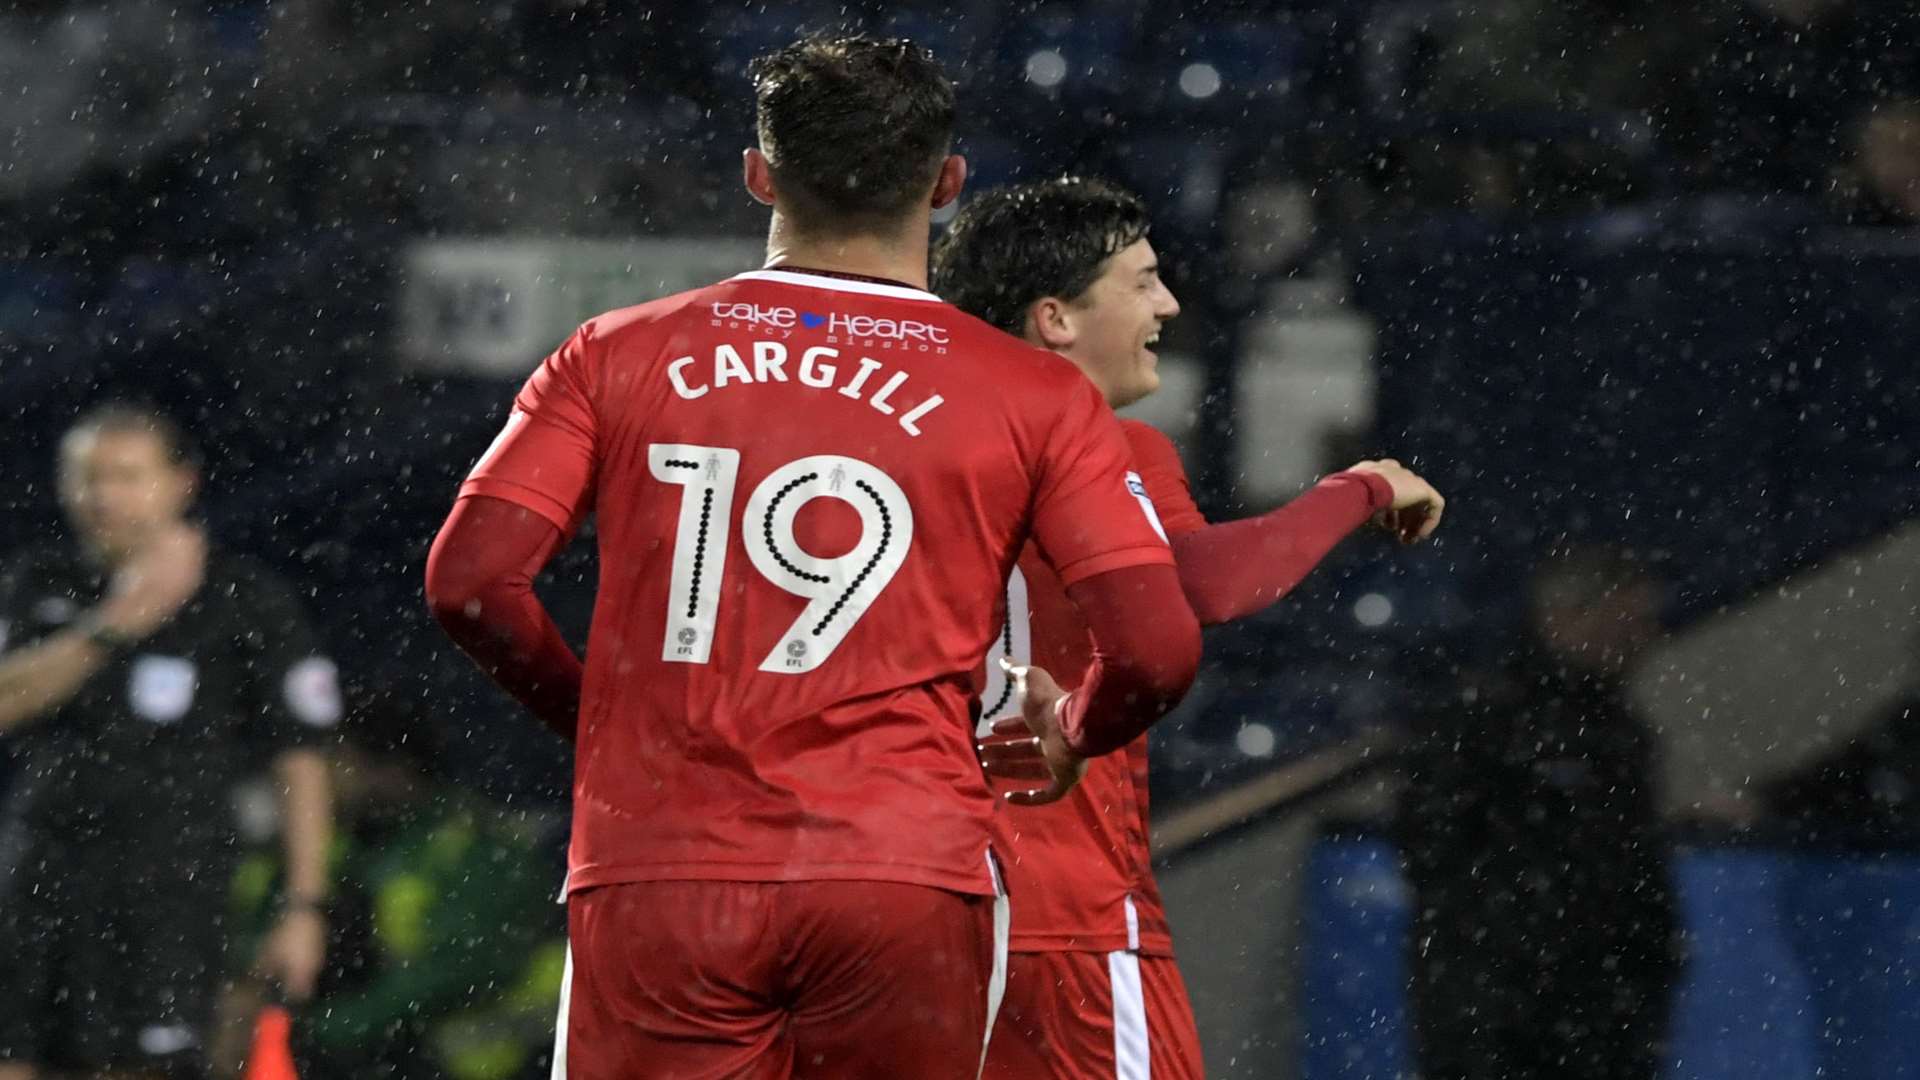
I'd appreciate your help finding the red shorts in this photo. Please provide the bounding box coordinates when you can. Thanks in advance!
[554,878,1009,1080]
[983,950,1205,1080]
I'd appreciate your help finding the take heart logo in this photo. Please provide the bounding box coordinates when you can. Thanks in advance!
[800,312,828,329]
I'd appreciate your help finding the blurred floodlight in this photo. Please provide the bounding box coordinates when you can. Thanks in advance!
[1354,592,1394,628]
[1026,49,1068,88]
[1236,722,1278,758]
[1179,62,1223,100]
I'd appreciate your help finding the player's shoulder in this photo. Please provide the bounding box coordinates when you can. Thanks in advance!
[1118,419,1183,463]
[573,284,715,348]
[1118,417,1175,448]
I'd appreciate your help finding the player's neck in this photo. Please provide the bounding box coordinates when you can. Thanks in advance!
[762,213,932,291]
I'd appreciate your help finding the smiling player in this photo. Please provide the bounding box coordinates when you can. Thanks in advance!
[934,178,1444,1080]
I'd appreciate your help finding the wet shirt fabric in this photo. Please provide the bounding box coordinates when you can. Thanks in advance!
[461,270,1174,900]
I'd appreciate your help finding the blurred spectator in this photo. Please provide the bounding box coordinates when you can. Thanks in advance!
[226,701,564,1080]
[0,404,337,1080]
[1396,544,1681,1080]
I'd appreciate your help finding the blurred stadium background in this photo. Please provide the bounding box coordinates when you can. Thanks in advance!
[3,0,1920,1077]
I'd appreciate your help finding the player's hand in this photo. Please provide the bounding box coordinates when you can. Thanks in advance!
[994,659,1088,806]
[1345,459,1446,545]
[255,907,327,1002]
[95,522,207,639]
[977,714,1057,782]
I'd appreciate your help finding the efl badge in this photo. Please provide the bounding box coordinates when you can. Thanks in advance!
[129,655,199,724]
[1125,471,1168,543]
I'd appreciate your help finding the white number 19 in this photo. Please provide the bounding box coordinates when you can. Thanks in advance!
[652,444,914,674]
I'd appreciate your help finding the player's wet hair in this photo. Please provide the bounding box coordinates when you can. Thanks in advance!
[933,177,1151,335]
[750,34,957,236]
[63,401,202,471]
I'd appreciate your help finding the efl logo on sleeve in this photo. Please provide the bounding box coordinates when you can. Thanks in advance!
[1126,472,1168,543]
[129,656,199,724]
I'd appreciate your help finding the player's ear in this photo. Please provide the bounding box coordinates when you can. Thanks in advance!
[743,148,777,207]
[930,154,967,210]
[1028,297,1077,351]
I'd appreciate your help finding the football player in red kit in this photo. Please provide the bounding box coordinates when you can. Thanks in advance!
[423,41,1201,1080]
[933,178,1445,1080]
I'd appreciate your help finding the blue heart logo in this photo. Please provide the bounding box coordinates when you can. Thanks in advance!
[800,312,827,329]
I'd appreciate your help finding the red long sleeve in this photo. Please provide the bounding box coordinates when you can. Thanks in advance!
[425,495,584,741]
[1057,563,1202,757]
[1170,472,1393,625]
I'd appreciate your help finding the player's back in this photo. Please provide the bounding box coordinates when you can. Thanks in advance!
[526,269,1166,898]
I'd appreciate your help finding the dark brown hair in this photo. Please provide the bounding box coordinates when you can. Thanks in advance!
[750,34,957,235]
[932,177,1151,334]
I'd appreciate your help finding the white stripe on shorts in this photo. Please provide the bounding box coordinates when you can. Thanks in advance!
[1108,950,1151,1080]
[550,943,574,1079]
[978,852,1012,1079]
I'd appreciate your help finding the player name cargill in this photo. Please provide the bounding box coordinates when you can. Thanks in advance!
[668,340,945,437]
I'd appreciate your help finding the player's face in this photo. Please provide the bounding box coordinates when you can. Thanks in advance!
[58,429,194,558]
[1067,239,1180,409]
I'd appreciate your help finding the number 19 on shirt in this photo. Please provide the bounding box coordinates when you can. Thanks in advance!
[650,443,915,674]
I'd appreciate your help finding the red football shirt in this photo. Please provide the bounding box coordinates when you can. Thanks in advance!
[980,420,1205,954]
[460,269,1174,899]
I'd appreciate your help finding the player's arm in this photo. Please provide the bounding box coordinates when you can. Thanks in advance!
[1172,460,1443,623]
[0,524,205,734]
[1168,474,1390,624]
[1060,563,1201,756]
[988,563,1201,805]
[426,326,599,741]
[1026,382,1202,763]
[1126,425,1443,625]
[425,494,583,740]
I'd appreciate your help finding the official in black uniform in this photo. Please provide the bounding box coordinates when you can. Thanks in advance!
[0,405,336,1080]
[1398,545,1682,1080]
